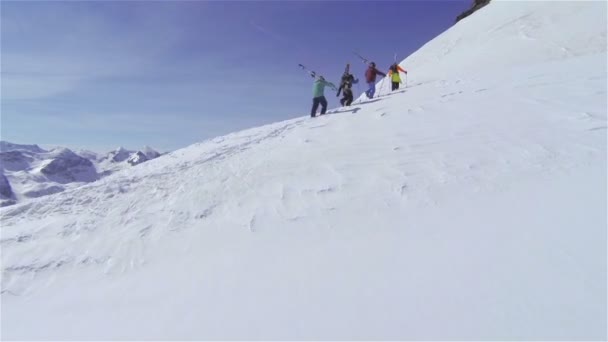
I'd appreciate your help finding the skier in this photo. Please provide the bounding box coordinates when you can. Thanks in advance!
[311,76,337,118]
[336,71,359,106]
[388,63,407,91]
[364,62,386,99]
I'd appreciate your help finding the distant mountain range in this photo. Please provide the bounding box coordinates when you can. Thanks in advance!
[0,141,164,207]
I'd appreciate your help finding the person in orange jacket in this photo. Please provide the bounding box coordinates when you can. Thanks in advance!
[388,63,407,91]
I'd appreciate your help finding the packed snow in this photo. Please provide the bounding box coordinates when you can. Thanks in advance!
[1,1,606,340]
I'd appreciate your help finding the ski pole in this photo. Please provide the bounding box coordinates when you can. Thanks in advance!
[298,64,317,78]
[377,76,386,98]
[353,51,369,64]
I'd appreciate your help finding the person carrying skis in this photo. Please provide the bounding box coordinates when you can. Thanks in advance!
[364,62,386,99]
[336,71,359,106]
[311,76,337,118]
[388,63,407,91]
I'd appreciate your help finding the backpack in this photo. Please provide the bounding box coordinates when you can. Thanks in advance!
[341,73,353,87]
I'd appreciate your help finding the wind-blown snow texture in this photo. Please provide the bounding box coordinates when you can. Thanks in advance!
[1,2,606,340]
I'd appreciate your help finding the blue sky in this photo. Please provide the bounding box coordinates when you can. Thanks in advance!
[1,1,470,153]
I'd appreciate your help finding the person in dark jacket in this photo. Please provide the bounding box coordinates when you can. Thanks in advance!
[364,62,386,99]
[336,72,359,106]
[311,76,337,118]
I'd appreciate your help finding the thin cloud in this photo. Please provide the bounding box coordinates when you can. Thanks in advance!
[2,3,189,101]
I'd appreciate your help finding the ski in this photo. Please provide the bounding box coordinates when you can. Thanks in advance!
[298,63,317,78]
[337,63,352,97]
[353,51,371,64]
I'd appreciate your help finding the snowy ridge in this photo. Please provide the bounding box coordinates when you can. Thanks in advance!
[358,0,607,103]
[394,1,606,83]
[1,1,606,340]
[0,141,46,153]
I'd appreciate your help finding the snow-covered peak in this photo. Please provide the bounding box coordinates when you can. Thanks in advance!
[107,146,132,163]
[141,145,161,159]
[126,151,148,166]
[74,149,101,162]
[38,148,97,183]
[46,147,77,158]
[0,150,34,172]
[0,141,47,153]
[98,146,163,169]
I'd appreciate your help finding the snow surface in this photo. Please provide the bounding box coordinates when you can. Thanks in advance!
[1,1,606,340]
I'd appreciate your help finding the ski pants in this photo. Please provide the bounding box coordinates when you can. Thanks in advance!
[311,96,328,117]
[365,81,376,98]
[340,89,354,106]
[392,81,400,91]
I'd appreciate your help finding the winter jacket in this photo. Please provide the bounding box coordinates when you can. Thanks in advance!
[312,79,336,98]
[365,66,386,83]
[388,64,407,82]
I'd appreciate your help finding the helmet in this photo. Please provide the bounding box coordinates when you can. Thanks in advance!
[370,62,376,67]
[319,75,325,80]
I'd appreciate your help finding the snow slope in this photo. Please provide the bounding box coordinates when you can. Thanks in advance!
[1,1,606,340]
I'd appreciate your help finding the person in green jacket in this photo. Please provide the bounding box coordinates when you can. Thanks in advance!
[311,76,337,118]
